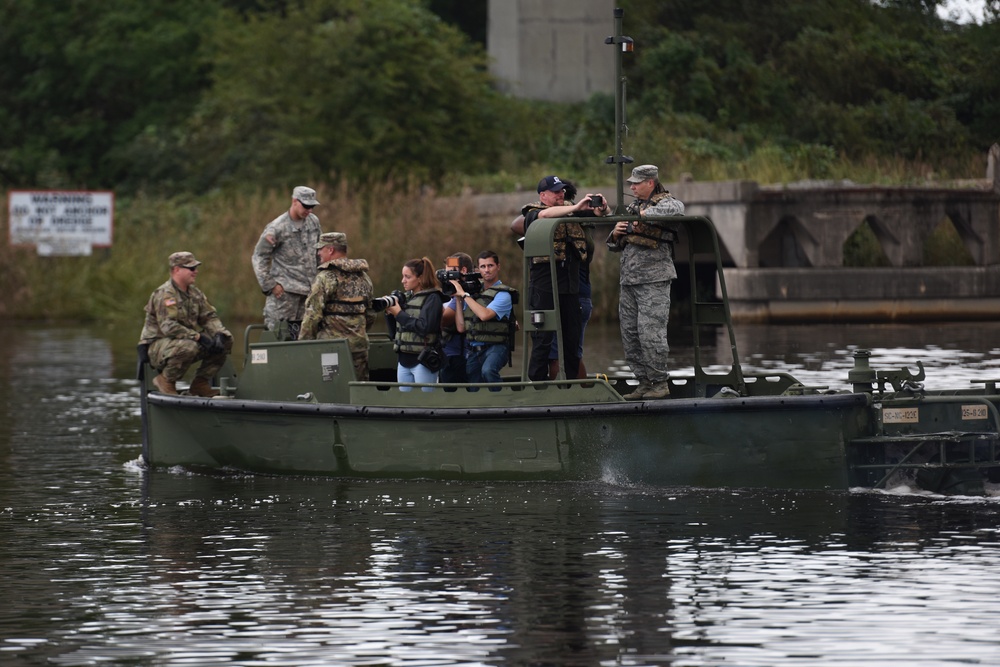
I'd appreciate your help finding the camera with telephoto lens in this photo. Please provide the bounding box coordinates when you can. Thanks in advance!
[590,194,604,208]
[436,268,483,297]
[371,289,407,312]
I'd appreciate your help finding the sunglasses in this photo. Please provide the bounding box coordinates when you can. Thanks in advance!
[299,201,316,210]
[181,265,199,271]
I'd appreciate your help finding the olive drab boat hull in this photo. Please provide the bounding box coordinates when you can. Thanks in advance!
[139,215,1000,495]
[138,8,1000,494]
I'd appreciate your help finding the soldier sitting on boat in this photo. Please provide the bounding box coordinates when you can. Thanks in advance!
[138,251,233,396]
[298,232,377,381]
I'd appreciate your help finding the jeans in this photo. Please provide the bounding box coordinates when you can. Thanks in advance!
[466,343,508,390]
[397,362,438,392]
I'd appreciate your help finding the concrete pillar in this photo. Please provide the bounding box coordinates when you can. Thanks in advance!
[488,0,615,102]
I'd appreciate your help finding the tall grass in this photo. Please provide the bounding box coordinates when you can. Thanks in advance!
[1,143,987,325]
[1,184,595,324]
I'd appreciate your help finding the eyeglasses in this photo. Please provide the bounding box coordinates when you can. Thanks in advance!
[299,201,316,210]
[181,265,199,272]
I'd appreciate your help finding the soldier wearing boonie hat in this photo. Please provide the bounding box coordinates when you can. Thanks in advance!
[608,163,686,401]
[251,185,324,339]
[139,251,233,397]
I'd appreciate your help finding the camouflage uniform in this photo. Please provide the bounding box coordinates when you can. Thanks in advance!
[608,190,685,385]
[299,257,376,380]
[139,279,233,382]
[251,211,322,332]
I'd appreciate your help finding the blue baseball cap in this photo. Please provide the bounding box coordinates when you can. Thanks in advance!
[537,175,569,193]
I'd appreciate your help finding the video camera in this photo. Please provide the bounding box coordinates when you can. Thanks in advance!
[437,269,483,297]
[371,289,407,312]
[436,257,483,297]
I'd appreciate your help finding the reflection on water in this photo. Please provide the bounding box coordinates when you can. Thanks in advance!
[3,323,1000,666]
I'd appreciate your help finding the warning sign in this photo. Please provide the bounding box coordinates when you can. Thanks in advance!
[8,190,114,256]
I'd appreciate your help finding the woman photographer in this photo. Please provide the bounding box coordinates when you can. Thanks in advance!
[385,257,444,391]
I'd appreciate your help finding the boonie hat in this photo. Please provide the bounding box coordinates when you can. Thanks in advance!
[626,164,659,184]
[169,251,202,269]
[537,175,569,193]
[315,231,347,249]
[293,185,320,206]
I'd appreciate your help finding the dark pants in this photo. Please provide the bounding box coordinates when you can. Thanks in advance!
[439,354,467,386]
[528,289,582,381]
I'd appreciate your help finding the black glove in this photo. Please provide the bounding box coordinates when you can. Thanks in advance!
[197,334,213,353]
[210,332,228,355]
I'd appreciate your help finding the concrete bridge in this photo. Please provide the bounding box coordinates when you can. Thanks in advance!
[462,147,1000,323]
[676,157,1000,322]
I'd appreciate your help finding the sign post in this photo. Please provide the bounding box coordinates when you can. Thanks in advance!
[8,190,114,256]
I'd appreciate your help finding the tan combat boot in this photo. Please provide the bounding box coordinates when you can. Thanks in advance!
[623,380,653,401]
[152,374,177,395]
[644,381,671,399]
[188,377,220,398]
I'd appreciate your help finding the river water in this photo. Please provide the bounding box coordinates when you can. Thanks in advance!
[3,322,1000,666]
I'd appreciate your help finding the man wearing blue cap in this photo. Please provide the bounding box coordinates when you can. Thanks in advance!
[519,175,608,380]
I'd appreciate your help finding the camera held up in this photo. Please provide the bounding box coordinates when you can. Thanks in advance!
[437,268,483,297]
[371,289,407,312]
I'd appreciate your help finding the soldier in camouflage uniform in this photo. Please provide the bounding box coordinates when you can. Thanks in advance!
[519,175,609,381]
[608,164,685,400]
[251,185,322,339]
[299,232,376,380]
[139,252,233,396]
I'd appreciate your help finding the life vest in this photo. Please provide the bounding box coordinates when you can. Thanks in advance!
[319,259,372,315]
[521,202,589,262]
[623,192,680,249]
[467,285,518,345]
[393,289,442,354]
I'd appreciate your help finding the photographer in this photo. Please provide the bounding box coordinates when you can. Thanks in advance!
[519,175,608,381]
[385,257,444,392]
[440,252,475,385]
[452,250,514,390]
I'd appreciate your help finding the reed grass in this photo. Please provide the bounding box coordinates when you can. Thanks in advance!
[1,145,987,325]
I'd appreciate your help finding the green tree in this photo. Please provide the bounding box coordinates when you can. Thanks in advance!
[183,0,501,189]
[0,0,216,189]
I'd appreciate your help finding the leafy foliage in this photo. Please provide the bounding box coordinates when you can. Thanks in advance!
[0,0,996,193]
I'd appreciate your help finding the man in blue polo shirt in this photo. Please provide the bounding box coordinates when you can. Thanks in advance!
[451,250,514,389]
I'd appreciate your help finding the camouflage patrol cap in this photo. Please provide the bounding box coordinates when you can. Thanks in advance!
[168,251,202,269]
[315,231,347,249]
[626,164,659,184]
[292,185,320,206]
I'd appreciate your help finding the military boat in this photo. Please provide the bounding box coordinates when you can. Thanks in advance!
[138,9,1000,494]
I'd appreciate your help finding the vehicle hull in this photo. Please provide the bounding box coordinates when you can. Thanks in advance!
[143,390,869,489]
